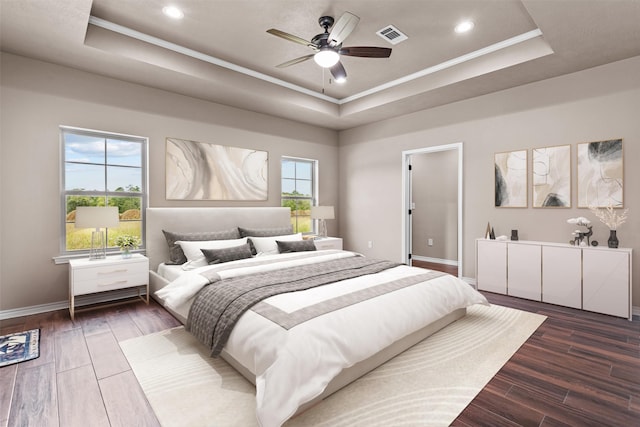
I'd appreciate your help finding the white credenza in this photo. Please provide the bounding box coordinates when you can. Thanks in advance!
[476,239,633,320]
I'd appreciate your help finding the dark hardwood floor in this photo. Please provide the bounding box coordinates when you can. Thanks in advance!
[454,293,640,427]
[412,259,459,276]
[1,294,638,426]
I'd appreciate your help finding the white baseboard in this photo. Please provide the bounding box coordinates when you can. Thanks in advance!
[412,255,458,266]
[0,288,146,320]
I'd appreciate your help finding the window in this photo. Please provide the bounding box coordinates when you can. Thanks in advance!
[60,126,148,256]
[281,157,317,233]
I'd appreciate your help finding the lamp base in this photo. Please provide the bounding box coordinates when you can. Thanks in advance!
[318,219,328,238]
[89,230,107,260]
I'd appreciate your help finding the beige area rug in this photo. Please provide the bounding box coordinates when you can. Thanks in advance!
[120,304,546,426]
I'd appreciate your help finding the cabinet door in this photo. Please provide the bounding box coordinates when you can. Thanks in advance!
[542,246,581,309]
[507,243,541,301]
[582,249,630,318]
[476,240,507,293]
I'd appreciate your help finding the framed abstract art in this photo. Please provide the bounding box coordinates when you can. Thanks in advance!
[532,145,571,208]
[495,149,527,208]
[577,139,623,208]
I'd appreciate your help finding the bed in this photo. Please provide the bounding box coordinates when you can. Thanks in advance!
[146,207,488,427]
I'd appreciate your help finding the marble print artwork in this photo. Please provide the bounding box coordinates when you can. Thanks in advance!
[166,138,268,200]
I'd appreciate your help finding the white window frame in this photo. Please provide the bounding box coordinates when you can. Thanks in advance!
[56,126,148,262]
[281,156,319,234]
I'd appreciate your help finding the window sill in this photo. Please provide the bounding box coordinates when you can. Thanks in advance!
[53,250,145,264]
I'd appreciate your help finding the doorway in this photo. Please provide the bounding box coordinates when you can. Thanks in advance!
[401,143,463,277]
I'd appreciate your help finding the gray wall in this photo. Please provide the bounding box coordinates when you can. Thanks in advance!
[0,53,339,311]
[339,55,640,306]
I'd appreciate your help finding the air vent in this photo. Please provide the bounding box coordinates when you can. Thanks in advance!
[376,25,408,45]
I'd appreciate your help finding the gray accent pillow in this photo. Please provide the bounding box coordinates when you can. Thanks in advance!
[201,243,253,265]
[238,226,293,238]
[277,239,317,253]
[162,228,241,264]
[239,226,294,254]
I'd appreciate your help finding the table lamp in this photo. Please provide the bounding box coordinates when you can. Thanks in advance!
[75,207,119,260]
[311,206,334,238]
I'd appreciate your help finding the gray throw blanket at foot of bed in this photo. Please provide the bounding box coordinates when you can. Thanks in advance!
[187,257,401,356]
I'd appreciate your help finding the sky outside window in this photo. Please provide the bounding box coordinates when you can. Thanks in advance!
[65,133,142,191]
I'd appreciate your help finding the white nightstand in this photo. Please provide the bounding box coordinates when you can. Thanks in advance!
[69,253,149,320]
[314,237,343,250]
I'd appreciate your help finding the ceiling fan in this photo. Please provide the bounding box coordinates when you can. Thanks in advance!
[267,12,392,82]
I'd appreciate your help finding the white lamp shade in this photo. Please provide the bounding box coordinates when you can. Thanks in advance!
[311,206,335,220]
[75,207,120,229]
[314,49,340,68]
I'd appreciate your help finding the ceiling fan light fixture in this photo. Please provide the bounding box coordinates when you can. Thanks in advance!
[314,49,340,68]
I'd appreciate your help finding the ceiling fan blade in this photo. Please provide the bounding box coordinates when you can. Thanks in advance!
[267,29,317,48]
[330,61,347,81]
[276,54,314,68]
[339,46,392,58]
[328,12,360,46]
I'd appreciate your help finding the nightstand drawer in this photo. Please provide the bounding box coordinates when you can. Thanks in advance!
[73,270,148,295]
[314,237,343,250]
[72,261,147,283]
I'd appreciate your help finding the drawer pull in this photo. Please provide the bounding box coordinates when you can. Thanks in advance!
[98,269,128,275]
[99,280,128,287]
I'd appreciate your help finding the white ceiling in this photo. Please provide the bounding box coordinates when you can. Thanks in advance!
[2,0,640,130]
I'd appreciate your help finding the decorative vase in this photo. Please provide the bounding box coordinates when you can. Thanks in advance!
[607,230,619,249]
[121,247,132,259]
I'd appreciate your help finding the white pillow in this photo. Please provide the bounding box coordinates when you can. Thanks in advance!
[176,237,248,270]
[249,233,302,255]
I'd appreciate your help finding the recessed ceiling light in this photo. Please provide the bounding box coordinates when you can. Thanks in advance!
[455,20,474,34]
[162,6,184,19]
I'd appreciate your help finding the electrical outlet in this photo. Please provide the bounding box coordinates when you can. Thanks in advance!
[428,238,433,246]
[367,241,373,248]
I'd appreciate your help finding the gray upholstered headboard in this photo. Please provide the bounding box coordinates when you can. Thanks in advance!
[146,207,291,270]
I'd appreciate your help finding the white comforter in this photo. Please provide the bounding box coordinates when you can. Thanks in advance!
[156,250,488,427]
